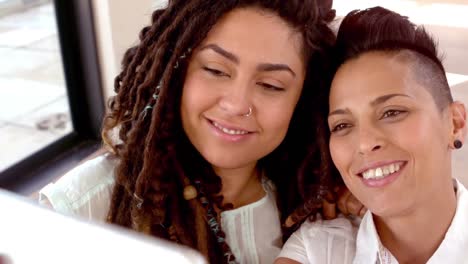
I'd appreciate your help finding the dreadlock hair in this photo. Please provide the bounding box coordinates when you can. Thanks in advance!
[102,0,336,262]
[334,6,453,111]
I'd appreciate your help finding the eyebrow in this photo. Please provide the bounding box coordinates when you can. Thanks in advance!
[257,63,296,77]
[200,44,239,64]
[328,93,411,117]
[328,108,350,117]
[370,93,411,106]
[199,44,296,77]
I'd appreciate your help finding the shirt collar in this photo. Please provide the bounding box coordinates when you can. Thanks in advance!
[353,179,468,264]
[428,179,468,263]
[353,209,380,263]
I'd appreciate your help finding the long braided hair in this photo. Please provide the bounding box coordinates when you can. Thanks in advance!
[102,0,337,262]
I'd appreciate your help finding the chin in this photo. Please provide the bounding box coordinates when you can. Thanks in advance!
[211,160,253,170]
[368,199,414,219]
[204,155,256,171]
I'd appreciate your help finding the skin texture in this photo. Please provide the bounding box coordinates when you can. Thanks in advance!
[180,8,306,207]
[328,52,466,263]
[104,1,341,262]
[276,51,467,264]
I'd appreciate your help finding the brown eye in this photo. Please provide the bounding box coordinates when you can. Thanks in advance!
[381,109,405,119]
[331,123,352,133]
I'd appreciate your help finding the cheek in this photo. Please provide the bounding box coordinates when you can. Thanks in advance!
[329,138,350,175]
[389,115,445,155]
[261,95,300,136]
[180,77,207,132]
[181,75,211,113]
[330,137,364,199]
[180,84,193,123]
[259,109,292,152]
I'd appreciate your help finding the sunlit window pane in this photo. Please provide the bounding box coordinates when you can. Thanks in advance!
[0,0,71,172]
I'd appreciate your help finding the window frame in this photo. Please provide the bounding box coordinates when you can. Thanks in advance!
[0,0,105,194]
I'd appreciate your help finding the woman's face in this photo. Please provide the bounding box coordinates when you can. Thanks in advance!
[328,52,455,217]
[181,8,306,172]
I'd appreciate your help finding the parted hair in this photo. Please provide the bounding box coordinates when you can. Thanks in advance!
[102,0,336,262]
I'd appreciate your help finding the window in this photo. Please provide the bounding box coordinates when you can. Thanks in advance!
[0,1,70,173]
[0,0,104,194]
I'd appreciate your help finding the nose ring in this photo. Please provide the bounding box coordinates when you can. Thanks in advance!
[244,107,253,117]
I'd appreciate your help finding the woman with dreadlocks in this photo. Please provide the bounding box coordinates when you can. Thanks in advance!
[38,0,361,263]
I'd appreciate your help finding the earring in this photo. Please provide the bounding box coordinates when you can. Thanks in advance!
[454,139,463,149]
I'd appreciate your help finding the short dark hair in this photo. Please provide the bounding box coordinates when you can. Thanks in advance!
[334,6,453,110]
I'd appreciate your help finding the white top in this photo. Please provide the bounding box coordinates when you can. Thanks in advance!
[278,179,468,264]
[277,215,358,264]
[39,155,282,264]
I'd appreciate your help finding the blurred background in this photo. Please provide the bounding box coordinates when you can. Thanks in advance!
[0,0,466,195]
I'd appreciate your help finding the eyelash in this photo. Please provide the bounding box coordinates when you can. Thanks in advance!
[203,67,229,77]
[257,82,284,91]
[203,67,285,91]
[381,109,406,119]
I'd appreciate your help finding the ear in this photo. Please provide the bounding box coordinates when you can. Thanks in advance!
[449,101,467,149]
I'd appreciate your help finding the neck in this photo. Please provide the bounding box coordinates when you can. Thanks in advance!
[375,179,457,264]
[214,163,265,208]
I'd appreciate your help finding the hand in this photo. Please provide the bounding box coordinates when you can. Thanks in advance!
[285,185,367,227]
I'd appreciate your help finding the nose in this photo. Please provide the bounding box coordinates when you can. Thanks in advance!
[357,123,385,155]
[218,82,252,117]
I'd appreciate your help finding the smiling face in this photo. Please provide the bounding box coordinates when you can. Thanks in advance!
[328,52,457,217]
[180,8,305,173]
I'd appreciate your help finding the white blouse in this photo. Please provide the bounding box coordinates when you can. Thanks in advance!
[39,155,282,264]
[277,215,359,264]
[278,179,468,264]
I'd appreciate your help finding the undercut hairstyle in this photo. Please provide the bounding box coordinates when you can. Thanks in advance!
[289,6,457,231]
[101,0,337,262]
[334,6,453,111]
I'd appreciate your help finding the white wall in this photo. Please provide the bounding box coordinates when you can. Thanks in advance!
[91,0,158,100]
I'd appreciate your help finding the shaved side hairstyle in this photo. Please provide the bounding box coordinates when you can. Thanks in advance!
[334,6,453,111]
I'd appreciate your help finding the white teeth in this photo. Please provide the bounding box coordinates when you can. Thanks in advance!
[375,168,383,178]
[383,167,390,176]
[361,162,403,180]
[213,122,248,135]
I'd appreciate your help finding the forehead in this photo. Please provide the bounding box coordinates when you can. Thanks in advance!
[329,52,432,107]
[199,7,305,67]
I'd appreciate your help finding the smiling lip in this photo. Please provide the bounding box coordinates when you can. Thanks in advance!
[357,161,407,188]
[356,160,405,175]
[206,118,255,142]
